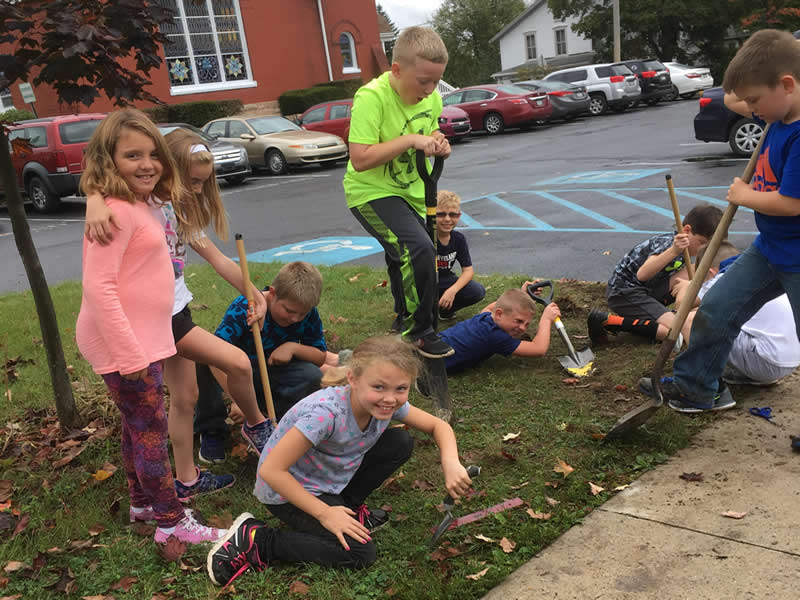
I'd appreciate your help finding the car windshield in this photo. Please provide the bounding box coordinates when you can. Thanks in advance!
[610,65,634,76]
[642,60,666,71]
[158,124,214,143]
[247,116,300,135]
[497,84,530,95]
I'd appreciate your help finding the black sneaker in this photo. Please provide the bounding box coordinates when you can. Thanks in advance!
[198,433,226,464]
[241,419,274,455]
[413,333,455,359]
[355,504,389,533]
[638,376,735,413]
[438,309,457,321]
[207,512,267,587]
[390,314,407,333]
[587,308,610,346]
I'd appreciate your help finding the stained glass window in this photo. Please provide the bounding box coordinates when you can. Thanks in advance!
[158,0,251,89]
[340,32,359,73]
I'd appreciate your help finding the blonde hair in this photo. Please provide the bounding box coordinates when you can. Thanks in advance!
[696,240,739,271]
[495,289,536,314]
[271,261,323,311]
[321,335,421,387]
[164,128,229,244]
[392,26,448,66]
[437,190,461,211]
[80,108,183,206]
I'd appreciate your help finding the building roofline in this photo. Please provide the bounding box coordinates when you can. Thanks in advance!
[489,0,547,43]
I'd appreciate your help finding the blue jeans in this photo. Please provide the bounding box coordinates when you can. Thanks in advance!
[673,244,800,401]
[438,273,486,313]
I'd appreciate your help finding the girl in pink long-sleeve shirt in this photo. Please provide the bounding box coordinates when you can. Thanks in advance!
[76,109,224,546]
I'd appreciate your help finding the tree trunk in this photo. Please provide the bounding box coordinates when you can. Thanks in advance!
[0,127,83,432]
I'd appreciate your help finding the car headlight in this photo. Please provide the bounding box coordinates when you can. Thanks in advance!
[239,148,247,158]
[289,143,318,149]
[438,116,447,124]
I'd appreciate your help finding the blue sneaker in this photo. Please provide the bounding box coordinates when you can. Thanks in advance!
[176,468,235,503]
[241,420,274,455]
[198,434,226,464]
[637,377,735,413]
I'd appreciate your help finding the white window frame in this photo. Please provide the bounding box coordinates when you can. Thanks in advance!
[0,73,14,111]
[524,32,537,61]
[554,27,568,56]
[163,0,257,96]
[339,32,360,74]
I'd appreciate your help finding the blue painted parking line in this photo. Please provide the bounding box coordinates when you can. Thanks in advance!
[595,190,675,219]
[245,237,383,265]
[485,194,554,230]
[521,190,635,231]
[675,189,754,213]
[537,169,669,185]
[456,210,483,228]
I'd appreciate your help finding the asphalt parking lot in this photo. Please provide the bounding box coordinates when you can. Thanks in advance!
[0,98,757,294]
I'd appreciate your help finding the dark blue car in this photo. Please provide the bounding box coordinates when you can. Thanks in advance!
[693,87,764,157]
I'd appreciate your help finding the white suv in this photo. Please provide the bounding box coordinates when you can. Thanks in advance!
[544,63,641,116]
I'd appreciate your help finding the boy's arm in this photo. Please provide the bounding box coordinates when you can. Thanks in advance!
[727,177,800,216]
[268,342,326,367]
[349,135,438,172]
[723,92,751,118]
[512,303,560,357]
[84,191,121,245]
[440,266,474,308]
[637,233,688,282]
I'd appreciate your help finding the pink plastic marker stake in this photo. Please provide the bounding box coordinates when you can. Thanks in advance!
[429,497,524,533]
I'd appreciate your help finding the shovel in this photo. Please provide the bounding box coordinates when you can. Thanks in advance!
[527,280,595,377]
[430,465,481,547]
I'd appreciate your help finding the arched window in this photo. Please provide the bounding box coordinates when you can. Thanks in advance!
[339,32,360,74]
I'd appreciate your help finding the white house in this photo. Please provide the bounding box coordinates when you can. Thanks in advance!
[490,0,595,83]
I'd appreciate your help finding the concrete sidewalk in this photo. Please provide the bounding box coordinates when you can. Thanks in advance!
[483,372,800,599]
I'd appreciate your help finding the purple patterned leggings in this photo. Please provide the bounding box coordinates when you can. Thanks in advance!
[102,361,183,528]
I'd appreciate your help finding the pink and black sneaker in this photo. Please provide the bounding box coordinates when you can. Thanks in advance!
[207,512,268,587]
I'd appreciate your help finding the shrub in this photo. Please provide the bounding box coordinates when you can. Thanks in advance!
[0,108,36,123]
[142,99,243,127]
[279,79,363,116]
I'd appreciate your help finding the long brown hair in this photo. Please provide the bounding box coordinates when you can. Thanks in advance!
[80,109,183,205]
[321,335,421,388]
[164,128,229,244]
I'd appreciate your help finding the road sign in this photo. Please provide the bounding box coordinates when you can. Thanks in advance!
[18,83,36,104]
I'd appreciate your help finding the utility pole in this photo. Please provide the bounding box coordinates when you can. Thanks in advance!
[612,0,621,61]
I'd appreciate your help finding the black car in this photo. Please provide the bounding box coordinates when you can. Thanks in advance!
[157,123,251,185]
[514,79,591,120]
[693,87,764,157]
[612,59,672,105]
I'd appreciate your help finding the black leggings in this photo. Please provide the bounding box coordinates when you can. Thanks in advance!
[255,427,413,568]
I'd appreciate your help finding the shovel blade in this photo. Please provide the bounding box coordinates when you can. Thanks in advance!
[604,397,664,440]
[558,348,595,377]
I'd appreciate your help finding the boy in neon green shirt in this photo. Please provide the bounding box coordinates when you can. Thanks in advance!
[344,26,453,358]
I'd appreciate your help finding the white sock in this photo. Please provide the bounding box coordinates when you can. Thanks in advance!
[157,525,176,534]
[130,506,149,515]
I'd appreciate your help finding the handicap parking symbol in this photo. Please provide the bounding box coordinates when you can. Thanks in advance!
[245,237,383,266]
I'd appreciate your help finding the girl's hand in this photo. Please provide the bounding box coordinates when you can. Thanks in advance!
[319,505,371,550]
[85,194,120,245]
[121,367,147,381]
[247,289,267,327]
[442,459,471,500]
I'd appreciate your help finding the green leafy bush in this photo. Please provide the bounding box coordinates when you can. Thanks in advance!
[142,99,243,127]
[0,108,36,123]
[279,79,363,116]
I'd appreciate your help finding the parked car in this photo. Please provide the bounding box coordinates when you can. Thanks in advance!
[544,63,640,116]
[514,79,590,120]
[157,122,251,185]
[612,59,672,106]
[4,113,106,213]
[203,115,347,175]
[441,84,552,135]
[693,87,764,157]
[663,62,714,100]
[298,99,472,142]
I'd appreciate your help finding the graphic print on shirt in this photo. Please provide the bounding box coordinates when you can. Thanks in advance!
[161,203,185,280]
[437,250,457,271]
[385,110,433,190]
[751,147,778,193]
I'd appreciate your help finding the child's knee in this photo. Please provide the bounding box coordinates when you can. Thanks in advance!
[170,383,198,410]
[349,539,377,567]
[383,427,414,462]
[227,350,253,380]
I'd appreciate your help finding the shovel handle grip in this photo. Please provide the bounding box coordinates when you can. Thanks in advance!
[526,280,554,306]
[441,465,481,507]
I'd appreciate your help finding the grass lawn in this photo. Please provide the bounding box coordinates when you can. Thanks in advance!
[0,262,713,599]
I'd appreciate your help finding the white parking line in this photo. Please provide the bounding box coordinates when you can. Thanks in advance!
[0,217,84,222]
[243,173,332,181]
[680,142,725,146]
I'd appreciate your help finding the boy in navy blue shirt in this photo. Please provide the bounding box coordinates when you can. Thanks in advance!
[641,29,800,414]
[435,190,486,320]
[195,262,328,462]
[440,287,560,373]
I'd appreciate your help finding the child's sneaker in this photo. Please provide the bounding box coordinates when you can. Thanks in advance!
[587,309,610,346]
[175,467,235,503]
[129,506,155,523]
[198,433,226,464]
[412,333,455,359]
[638,376,735,413]
[338,349,354,365]
[241,419,274,454]
[154,509,226,545]
[390,314,407,333]
[438,309,457,321]
[207,512,268,587]
[355,504,389,533]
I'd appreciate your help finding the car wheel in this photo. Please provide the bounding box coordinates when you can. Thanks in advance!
[645,97,660,106]
[665,85,679,102]
[225,175,247,185]
[266,149,288,175]
[680,92,697,100]
[26,175,61,213]
[729,119,764,157]
[588,93,607,116]
[483,112,505,135]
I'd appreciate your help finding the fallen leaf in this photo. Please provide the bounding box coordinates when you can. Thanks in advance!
[0,481,12,503]
[412,479,434,491]
[45,567,76,594]
[473,534,495,543]
[10,514,29,539]
[380,471,405,489]
[613,484,630,492]
[110,575,138,592]
[92,470,114,482]
[499,449,516,461]
[502,432,521,442]
[3,562,29,573]
[230,443,250,460]
[466,567,490,580]
[721,511,747,519]
[394,513,408,521]
[603,250,612,255]
[82,596,115,600]
[526,509,551,520]
[385,587,397,597]
[562,378,579,385]
[509,481,529,490]
[375,280,388,288]
[553,459,574,478]
[156,536,187,563]
[591,433,606,440]
[347,272,364,282]
[88,523,106,537]
[499,537,516,553]
[289,580,310,595]
[614,384,628,392]
[53,445,86,469]
[589,482,605,496]
[679,472,704,482]
[380,504,393,513]
[131,522,156,537]
[207,511,234,530]
[556,422,568,431]
[545,496,560,506]
[0,595,21,600]
[544,481,561,489]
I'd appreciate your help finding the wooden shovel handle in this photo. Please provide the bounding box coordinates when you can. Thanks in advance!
[666,174,695,280]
